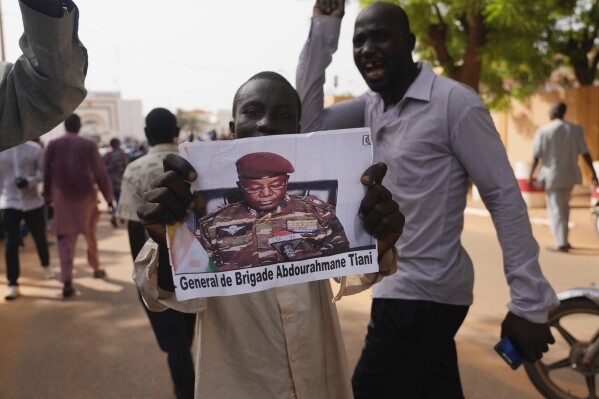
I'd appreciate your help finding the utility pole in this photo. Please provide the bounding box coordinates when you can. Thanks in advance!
[0,0,5,61]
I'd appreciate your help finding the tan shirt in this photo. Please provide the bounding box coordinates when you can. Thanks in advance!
[134,240,397,399]
[117,143,179,222]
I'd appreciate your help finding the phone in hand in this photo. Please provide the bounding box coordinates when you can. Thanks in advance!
[494,336,523,370]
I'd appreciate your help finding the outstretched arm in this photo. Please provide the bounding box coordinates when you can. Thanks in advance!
[582,153,598,184]
[447,89,557,362]
[527,157,540,186]
[133,154,206,313]
[0,0,87,150]
[136,154,197,294]
[297,0,365,133]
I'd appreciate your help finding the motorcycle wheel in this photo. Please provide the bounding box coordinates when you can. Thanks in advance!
[525,298,599,399]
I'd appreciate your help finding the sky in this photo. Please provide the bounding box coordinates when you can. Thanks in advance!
[1,0,368,114]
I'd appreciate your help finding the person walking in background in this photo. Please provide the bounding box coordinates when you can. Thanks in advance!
[296,1,558,397]
[118,108,196,399]
[0,141,53,300]
[103,138,128,227]
[0,0,87,150]
[44,114,114,298]
[528,101,598,252]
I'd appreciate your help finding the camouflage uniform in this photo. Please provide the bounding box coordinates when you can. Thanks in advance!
[195,194,349,271]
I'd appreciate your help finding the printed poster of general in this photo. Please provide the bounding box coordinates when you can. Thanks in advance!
[167,128,378,300]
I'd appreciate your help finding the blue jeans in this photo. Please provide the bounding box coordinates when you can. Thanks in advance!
[352,298,469,399]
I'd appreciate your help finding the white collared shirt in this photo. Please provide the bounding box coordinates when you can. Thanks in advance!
[0,141,45,211]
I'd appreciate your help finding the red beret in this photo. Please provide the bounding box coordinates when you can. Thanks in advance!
[236,152,295,179]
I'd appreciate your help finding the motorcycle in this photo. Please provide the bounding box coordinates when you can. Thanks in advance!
[525,286,599,399]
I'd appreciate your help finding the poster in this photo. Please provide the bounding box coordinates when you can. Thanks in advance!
[167,128,378,300]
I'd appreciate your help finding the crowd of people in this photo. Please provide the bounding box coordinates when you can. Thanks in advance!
[1,0,598,399]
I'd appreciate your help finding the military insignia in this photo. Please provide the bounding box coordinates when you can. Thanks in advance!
[287,219,318,233]
[216,224,249,237]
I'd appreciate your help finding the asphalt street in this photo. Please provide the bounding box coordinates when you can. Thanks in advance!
[1,190,597,399]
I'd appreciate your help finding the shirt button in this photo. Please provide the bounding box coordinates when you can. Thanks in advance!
[291,354,297,362]
[286,315,293,322]
[290,394,297,399]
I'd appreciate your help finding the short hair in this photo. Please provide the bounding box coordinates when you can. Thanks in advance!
[390,3,412,37]
[361,2,412,37]
[232,71,302,119]
[109,138,120,148]
[550,102,567,119]
[145,108,178,144]
[64,114,81,132]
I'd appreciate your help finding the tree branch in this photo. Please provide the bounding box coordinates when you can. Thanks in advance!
[428,4,453,68]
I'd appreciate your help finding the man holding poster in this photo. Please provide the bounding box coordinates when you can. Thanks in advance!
[196,152,349,271]
[135,71,404,399]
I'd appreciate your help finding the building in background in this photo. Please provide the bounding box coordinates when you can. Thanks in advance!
[176,108,231,142]
[42,92,144,145]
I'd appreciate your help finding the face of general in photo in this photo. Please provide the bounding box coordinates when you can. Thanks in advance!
[237,174,289,211]
[234,151,296,212]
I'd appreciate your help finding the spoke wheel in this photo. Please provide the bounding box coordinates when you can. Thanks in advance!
[525,299,599,399]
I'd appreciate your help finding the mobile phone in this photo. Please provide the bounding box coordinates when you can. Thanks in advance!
[494,336,523,370]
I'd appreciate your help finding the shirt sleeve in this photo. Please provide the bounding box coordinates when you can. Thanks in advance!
[28,145,44,185]
[332,246,398,302]
[117,166,144,222]
[447,87,558,322]
[0,1,88,150]
[93,146,115,203]
[531,128,543,158]
[296,15,365,133]
[43,142,53,202]
[133,239,207,313]
[576,125,589,154]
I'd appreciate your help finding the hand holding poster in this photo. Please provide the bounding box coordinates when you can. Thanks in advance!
[167,128,378,300]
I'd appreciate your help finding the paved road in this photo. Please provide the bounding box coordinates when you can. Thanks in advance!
[1,192,597,398]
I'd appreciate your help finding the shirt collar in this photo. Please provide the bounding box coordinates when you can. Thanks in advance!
[403,61,435,103]
[148,143,178,153]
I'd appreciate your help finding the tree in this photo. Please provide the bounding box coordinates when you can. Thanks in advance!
[360,0,561,108]
[546,0,598,86]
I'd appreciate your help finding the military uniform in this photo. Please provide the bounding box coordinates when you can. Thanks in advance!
[195,194,349,271]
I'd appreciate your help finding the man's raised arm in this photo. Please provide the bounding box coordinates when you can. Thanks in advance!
[296,0,364,133]
[0,0,88,150]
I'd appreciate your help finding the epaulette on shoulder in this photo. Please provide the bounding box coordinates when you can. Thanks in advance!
[300,195,335,211]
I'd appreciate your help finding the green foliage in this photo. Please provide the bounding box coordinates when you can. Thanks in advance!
[546,0,599,85]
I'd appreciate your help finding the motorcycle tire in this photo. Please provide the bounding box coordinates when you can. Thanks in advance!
[524,298,599,399]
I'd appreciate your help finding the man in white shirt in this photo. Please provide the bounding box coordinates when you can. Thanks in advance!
[528,101,598,252]
[0,141,53,300]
